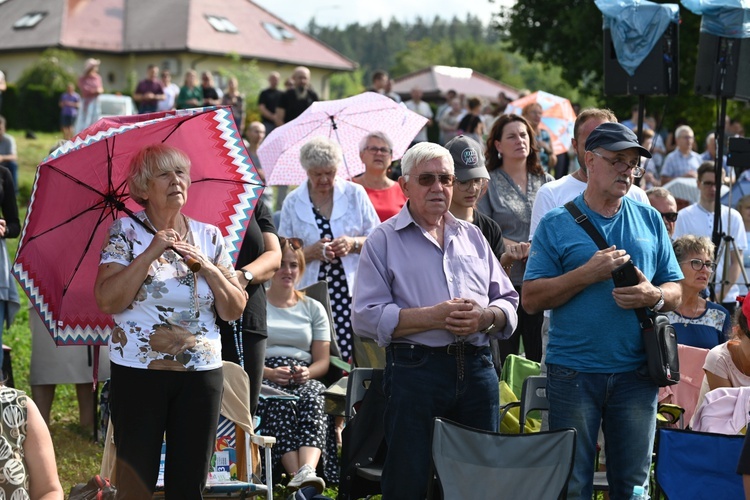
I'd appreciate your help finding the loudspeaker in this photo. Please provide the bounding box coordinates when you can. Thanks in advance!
[603,22,679,96]
[694,32,750,102]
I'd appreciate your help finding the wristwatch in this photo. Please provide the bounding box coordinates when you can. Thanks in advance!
[242,270,254,284]
[650,286,665,312]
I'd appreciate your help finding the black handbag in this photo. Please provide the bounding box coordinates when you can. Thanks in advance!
[564,201,679,387]
[68,475,117,500]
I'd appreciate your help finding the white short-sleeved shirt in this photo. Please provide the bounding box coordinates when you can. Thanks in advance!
[100,213,234,371]
[672,203,747,302]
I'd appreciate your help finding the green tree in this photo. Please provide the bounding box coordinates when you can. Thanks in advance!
[15,48,78,92]
[328,69,366,99]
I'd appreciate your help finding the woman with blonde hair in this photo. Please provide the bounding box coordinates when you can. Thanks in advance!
[258,236,330,493]
[666,235,730,348]
[522,102,557,173]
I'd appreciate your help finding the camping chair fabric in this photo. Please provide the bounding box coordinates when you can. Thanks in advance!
[428,418,576,500]
[339,368,386,500]
[352,335,385,369]
[500,354,541,399]
[654,428,745,499]
[658,344,709,427]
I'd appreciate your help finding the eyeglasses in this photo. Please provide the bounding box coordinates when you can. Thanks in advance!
[364,146,392,155]
[701,180,716,187]
[590,151,644,178]
[279,236,303,250]
[456,178,488,192]
[680,259,717,272]
[660,212,678,223]
[406,173,456,187]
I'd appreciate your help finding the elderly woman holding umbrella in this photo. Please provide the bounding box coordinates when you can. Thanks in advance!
[279,136,379,363]
[94,144,246,498]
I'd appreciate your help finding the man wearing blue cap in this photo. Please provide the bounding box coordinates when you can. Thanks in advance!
[523,122,683,499]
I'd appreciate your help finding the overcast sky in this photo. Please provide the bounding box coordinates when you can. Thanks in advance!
[253,0,514,29]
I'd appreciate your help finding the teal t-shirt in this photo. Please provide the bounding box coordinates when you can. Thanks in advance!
[525,194,683,373]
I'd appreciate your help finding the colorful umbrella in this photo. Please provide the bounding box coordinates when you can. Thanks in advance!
[13,106,263,346]
[504,91,577,155]
[258,92,428,185]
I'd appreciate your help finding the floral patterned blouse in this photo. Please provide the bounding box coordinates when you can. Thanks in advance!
[100,212,233,371]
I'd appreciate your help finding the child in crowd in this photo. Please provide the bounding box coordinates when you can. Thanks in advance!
[59,83,80,140]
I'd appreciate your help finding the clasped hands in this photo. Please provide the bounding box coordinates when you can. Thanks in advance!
[434,298,494,336]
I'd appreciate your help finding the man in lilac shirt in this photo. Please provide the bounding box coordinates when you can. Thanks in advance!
[352,142,519,499]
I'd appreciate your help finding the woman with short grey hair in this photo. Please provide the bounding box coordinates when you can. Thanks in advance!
[279,136,379,362]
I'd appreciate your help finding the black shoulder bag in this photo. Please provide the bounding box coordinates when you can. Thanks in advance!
[564,201,679,387]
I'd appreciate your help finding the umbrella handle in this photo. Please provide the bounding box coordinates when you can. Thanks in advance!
[172,248,201,272]
[185,255,201,273]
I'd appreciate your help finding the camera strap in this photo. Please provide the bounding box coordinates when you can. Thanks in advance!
[564,201,653,329]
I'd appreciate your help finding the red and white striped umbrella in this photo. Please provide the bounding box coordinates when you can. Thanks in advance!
[258,92,428,185]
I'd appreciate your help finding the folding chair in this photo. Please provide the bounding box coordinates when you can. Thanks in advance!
[427,417,576,500]
[653,427,745,499]
[302,280,352,382]
[498,375,609,492]
[339,368,386,500]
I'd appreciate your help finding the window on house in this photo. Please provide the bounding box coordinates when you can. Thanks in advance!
[206,15,238,34]
[263,22,295,41]
[14,11,46,29]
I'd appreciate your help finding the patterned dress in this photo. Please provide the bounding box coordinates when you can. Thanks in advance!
[0,387,30,498]
[313,207,353,362]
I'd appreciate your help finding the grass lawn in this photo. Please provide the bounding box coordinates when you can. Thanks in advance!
[8,130,339,499]
[6,129,104,492]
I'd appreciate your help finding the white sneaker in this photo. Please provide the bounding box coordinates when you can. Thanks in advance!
[287,463,325,493]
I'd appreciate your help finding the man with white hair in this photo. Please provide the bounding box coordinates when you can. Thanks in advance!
[352,142,518,499]
[660,125,703,184]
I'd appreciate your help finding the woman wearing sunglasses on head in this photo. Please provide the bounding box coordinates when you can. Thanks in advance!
[665,236,731,349]
[278,136,379,364]
[477,114,554,364]
[257,236,330,494]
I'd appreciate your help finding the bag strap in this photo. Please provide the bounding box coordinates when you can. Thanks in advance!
[563,201,653,329]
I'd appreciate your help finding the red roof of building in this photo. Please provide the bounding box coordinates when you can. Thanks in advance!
[0,0,356,71]
[393,66,519,102]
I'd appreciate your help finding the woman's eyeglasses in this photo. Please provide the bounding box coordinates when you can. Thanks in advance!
[279,236,303,250]
[364,146,392,155]
[406,173,456,187]
[456,178,488,192]
[681,259,717,272]
[660,212,678,223]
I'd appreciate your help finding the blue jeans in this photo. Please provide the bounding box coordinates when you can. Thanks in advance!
[381,343,498,499]
[547,363,657,500]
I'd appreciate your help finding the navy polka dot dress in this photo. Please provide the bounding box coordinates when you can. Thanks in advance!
[313,208,352,362]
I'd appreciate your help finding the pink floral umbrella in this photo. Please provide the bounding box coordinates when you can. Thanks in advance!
[504,91,577,155]
[258,92,428,185]
[13,106,263,347]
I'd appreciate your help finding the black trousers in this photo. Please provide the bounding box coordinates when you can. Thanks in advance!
[221,331,267,416]
[110,363,223,499]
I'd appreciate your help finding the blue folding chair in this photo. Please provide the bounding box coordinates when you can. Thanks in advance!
[653,428,745,499]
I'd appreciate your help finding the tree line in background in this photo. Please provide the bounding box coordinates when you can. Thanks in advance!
[311,2,748,140]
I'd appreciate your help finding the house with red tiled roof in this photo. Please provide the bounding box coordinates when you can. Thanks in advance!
[0,0,356,97]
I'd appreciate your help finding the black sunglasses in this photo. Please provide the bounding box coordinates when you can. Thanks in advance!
[408,173,456,187]
[660,212,678,223]
[279,236,303,250]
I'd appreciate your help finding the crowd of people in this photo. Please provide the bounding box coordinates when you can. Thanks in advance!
[4,57,750,500]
